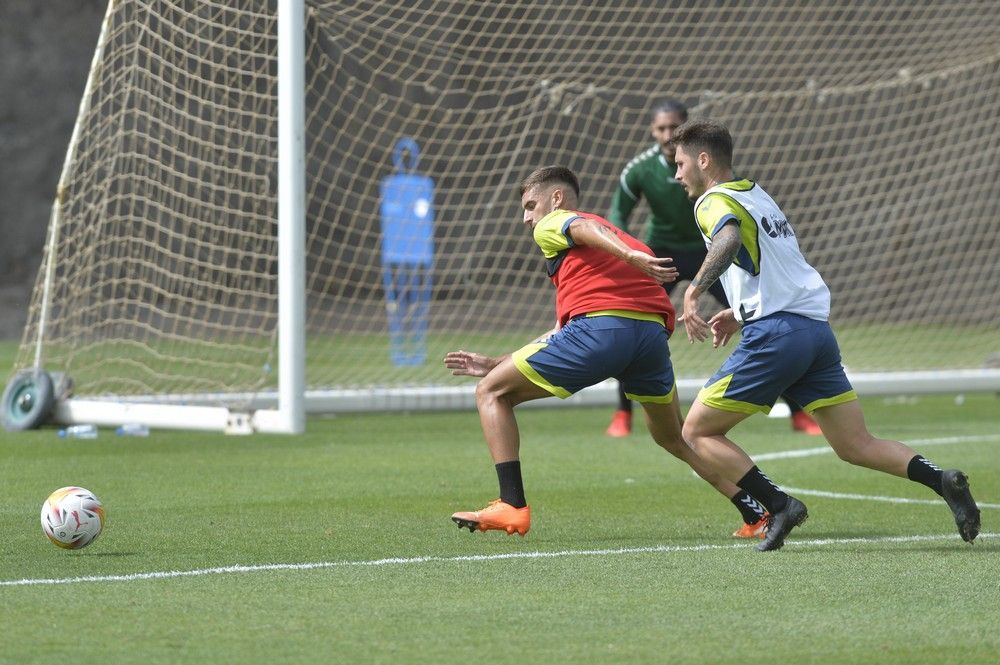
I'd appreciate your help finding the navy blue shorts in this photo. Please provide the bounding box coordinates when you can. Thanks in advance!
[698,312,856,414]
[512,314,676,403]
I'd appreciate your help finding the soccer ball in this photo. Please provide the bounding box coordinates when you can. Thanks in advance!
[40,486,105,549]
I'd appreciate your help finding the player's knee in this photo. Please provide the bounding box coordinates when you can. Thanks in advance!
[681,418,703,446]
[475,374,521,409]
[653,431,688,456]
[829,435,874,466]
[832,446,860,465]
[474,377,503,407]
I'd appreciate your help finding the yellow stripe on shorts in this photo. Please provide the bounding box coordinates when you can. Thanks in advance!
[511,343,571,399]
[625,383,676,404]
[585,309,665,325]
[697,374,771,415]
[802,390,857,414]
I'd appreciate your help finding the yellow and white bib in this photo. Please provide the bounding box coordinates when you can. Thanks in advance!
[694,180,830,322]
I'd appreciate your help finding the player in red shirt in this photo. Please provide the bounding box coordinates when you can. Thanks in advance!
[444,166,791,541]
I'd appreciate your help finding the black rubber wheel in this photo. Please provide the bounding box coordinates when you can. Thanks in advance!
[2,369,55,431]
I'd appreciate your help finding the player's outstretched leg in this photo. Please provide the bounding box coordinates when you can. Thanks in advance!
[757,496,808,552]
[941,470,980,543]
[451,499,531,536]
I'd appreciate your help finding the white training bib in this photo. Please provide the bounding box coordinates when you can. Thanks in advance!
[694,180,830,322]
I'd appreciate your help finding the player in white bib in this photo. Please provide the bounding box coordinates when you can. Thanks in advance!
[670,120,979,551]
[691,181,830,325]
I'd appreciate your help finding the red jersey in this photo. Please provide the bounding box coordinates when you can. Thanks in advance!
[532,209,676,332]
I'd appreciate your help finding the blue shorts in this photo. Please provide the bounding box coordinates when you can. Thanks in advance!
[512,315,676,403]
[698,312,857,414]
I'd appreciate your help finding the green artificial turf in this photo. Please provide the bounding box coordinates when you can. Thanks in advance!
[1,393,997,664]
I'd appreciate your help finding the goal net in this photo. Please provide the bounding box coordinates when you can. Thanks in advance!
[11,1,1000,429]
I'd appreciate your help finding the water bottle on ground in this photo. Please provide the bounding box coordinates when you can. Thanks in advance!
[115,423,150,437]
[58,424,98,439]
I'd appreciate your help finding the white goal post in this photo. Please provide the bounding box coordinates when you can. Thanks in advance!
[26,0,308,433]
[10,1,1000,433]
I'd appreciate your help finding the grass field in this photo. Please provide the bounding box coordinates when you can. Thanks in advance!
[1,392,998,664]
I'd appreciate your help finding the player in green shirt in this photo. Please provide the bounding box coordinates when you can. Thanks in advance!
[608,102,706,257]
[606,100,821,453]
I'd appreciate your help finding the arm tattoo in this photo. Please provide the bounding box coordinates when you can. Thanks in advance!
[690,222,741,294]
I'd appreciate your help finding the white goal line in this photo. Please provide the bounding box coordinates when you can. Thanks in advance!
[2,532,994,588]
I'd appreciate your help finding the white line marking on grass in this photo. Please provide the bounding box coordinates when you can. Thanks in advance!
[2,533,995,588]
[741,434,999,508]
[781,486,1000,509]
[752,434,1000,462]
[752,445,833,461]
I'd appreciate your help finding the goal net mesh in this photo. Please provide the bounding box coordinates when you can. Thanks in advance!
[13,0,1000,407]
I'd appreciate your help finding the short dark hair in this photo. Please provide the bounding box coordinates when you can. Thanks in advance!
[670,119,733,170]
[519,165,580,199]
[651,98,688,122]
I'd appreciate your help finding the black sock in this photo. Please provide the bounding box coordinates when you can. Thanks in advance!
[731,490,767,524]
[496,460,527,508]
[737,466,788,514]
[907,455,944,496]
[617,385,632,413]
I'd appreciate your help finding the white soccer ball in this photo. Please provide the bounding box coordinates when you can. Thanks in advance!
[40,486,105,549]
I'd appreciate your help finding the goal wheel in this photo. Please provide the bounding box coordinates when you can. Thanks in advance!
[2,369,55,431]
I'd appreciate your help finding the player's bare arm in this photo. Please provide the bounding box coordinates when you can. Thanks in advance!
[444,350,508,377]
[567,217,678,283]
[708,308,740,348]
[445,324,556,376]
[444,321,561,376]
[681,222,741,343]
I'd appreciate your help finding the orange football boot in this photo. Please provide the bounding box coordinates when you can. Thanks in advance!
[605,409,632,437]
[791,410,822,436]
[732,514,769,539]
[451,499,531,536]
